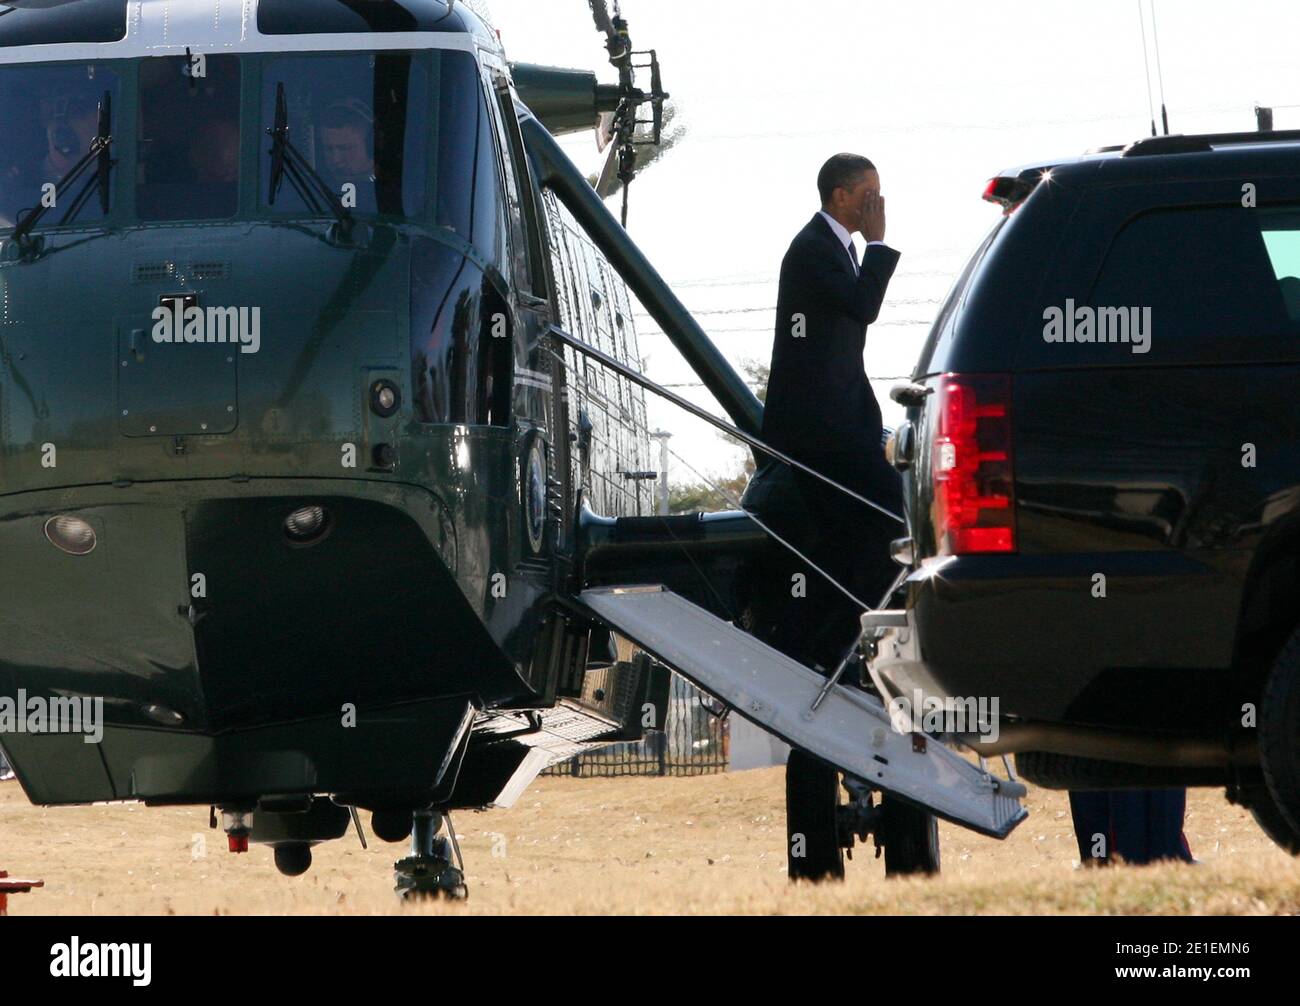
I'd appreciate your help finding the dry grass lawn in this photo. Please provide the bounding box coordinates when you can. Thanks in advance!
[3,769,1299,915]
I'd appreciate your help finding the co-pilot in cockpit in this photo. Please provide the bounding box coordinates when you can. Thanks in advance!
[0,63,116,228]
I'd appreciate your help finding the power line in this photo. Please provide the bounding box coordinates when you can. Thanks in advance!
[637,321,936,336]
[657,268,971,290]
[1150,0,1170,135]
[683,100,1247,146]
[1137,0,1157,137]
[659,440,875,612]
[657,376,913,390]
[631,296,942,318]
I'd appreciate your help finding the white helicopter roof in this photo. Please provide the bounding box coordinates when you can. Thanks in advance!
[0,0,501,65]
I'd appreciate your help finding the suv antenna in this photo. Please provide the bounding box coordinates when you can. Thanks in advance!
[1150,0,1170,135]
[1136,0,1157,137]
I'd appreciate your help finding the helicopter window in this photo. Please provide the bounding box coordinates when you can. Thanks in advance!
[0,0,127,48]
[483,73,547,296]
[136,54,241,222]
[261,52,428,221]
[257,0,445,35]
[433,50,507,274]
[0,63,119,232]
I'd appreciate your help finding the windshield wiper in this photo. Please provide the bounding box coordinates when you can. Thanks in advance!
[10,90,114,254]
[266,82,355,240]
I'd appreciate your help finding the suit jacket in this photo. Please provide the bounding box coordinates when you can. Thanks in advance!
[761,213,901,463]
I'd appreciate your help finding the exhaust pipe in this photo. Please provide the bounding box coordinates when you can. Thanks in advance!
[956,723,1256,768]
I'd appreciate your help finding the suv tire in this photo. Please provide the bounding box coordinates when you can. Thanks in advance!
[1260,626,1300,838]
[1240,784,1300,855]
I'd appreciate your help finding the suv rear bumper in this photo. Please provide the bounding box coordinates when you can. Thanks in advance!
[864,553,1239,733]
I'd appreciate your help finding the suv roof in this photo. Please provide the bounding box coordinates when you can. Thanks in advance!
[1107,128,1300,157]
[922,128,1300,378]
[994,129,1300,195]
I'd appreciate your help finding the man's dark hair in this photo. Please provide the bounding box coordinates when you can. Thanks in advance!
[321,106,371,134]
[817,153,876,206]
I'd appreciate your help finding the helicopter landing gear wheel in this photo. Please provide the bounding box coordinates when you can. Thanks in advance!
[879,794,941,876]
[785,751,943,882]
[394,856,468,902]
[393,810,468,901]
[785,749,846,881]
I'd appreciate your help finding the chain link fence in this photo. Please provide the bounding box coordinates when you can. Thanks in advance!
[545,673,729,777]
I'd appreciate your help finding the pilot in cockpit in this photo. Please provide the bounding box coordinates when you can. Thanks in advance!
[37,91,101,180]
[318,97,378,211]
[0,85,101,227]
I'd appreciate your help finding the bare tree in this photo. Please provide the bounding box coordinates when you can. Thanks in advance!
[666,359,768,513]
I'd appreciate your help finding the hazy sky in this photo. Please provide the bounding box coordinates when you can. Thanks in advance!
[492,0,1300,487]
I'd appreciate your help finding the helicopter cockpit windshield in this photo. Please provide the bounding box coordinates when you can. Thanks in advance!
[0,48,498,242]
[137,53,242,221]
[260,51,428,220]
[0,62,119,230]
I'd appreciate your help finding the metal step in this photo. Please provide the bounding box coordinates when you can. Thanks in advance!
[578,585,1027,839]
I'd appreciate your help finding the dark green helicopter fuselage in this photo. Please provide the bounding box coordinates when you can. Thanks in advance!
[2,221,556,805]
[0,6,668,817]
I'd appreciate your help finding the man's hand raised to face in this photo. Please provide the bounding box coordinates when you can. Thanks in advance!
[859,191,886,244]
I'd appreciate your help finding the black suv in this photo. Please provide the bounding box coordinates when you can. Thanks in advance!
[869,129,1300,855]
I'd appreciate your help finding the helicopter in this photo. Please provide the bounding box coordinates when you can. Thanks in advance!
[0,0,1024,899]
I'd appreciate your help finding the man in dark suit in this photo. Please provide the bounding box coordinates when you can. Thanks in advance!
[757,153,905,670]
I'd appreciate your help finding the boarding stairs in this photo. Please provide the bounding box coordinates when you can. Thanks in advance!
[578,585,1026,838]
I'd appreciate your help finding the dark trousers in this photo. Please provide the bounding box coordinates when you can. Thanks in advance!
[1069,789,1194,865]
[763,450,904,670]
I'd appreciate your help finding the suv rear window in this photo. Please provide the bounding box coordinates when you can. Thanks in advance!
[1077,204,1300,361]
[1261,207,1300,320]
[913,218,1005,377]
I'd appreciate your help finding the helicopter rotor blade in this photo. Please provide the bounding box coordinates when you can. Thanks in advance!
[594,141,621,198]
[650,54,665,143]
[589,0,616,38]
[595,109,617,152]
[583,3,676,224]
[590,0,632,78]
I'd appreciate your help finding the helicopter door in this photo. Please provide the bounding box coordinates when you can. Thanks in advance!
[116,304,239,437]
[482,66,558,554]
[486,74,549,306]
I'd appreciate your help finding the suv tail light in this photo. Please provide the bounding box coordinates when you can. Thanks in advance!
[982,172,1045,215]
[931,374,1015,554]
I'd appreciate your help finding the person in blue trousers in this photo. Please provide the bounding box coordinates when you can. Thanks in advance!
[1070,789,1195,865]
